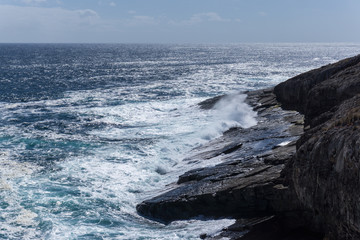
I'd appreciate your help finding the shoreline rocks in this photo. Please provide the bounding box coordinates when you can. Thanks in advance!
[137,88,305,236]
[137,54,360,239]
[277,55,360,239]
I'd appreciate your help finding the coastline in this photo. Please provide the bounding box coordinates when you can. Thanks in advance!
[137,87,306,239]
[137,54,360,239]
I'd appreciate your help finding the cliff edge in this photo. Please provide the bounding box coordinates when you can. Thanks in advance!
[275,54,360,239]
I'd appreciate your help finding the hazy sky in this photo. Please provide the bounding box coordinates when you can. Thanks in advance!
[0,0,359,43]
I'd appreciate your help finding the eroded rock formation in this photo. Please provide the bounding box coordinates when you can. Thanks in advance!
[276,54,360,239]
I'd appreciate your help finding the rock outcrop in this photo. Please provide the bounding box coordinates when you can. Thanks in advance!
[274,54,360,127]
[137,54,360,239]
[137,89,306,237]
[275,54,360,239]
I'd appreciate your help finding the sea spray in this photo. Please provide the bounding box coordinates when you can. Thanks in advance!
[199,93,257,140]
[214,93,257,128]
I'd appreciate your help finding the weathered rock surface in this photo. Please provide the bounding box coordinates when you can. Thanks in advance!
[289,96,360,239]
[138,163,290,223]
[274,54,360,127]
[276,55,360,240]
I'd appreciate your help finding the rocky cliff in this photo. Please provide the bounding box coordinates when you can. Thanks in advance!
[276,54,360,239]
[137,55,360,239]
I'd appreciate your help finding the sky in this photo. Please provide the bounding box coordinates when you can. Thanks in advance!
[0,0,359,43]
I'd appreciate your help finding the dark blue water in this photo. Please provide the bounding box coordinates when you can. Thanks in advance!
[0,43,359,239]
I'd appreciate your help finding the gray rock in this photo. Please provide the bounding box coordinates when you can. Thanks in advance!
[136,163,296,224]
[289,96,360,239]
[198,95,226,110]
[274,54,360,126]
[274,55,360,239]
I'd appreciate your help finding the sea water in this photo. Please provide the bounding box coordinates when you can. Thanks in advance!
[0,43,360,239]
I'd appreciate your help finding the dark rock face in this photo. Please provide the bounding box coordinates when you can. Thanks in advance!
[217,216,324,240]
[274,54,360,126]
[289,96,360,239]
[198,95,226,110]
[137,163,294,224]
[274,55,360,239]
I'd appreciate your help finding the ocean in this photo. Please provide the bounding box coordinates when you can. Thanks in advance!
[0,43,359,239]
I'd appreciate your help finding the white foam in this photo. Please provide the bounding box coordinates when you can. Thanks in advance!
[0,87,254,239]
[278,141,291,147]
[214,94,257,128]
[121,218,236,240]
[0,91,238,239]
[198,93,257,141]
[0,152,39,185]
[14,209,38,227]
[0,153,42,239]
